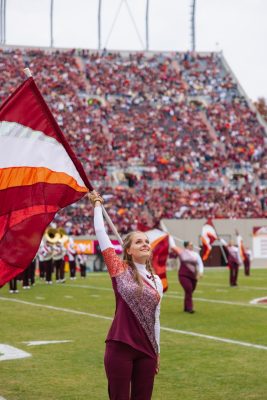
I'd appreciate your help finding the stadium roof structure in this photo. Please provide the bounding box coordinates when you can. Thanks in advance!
[0,0,198,52]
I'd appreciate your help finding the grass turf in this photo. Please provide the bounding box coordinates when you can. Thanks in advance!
[0,267,267,399]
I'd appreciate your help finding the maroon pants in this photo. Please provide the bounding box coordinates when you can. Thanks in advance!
[44,259,53,282]
[69,260,76,278]
[39,260,46,278]
[54,259,65,280]
[179,275,197,312]
[22,265,31,287]
[244,259,250,276]
[229,265,239,286]
[104,341,156,400]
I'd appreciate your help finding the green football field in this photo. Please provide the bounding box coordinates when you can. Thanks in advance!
[1,267,267,400]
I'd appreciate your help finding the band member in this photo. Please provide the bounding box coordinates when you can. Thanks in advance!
[220,238,242,286]
[38,239,46,280]
[236,231,252,276]
[53,240,66,283]
[67,238,77,280]
[89,191,163,400]
[22,263,31,289]
[41,239,54,284]
[173,241,204,313]
[29,258,36,286]
[243,247,252,276]
[77,243,87,278]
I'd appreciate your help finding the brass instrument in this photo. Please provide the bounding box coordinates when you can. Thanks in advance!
[58,227,69,244]
[44,227,60,244]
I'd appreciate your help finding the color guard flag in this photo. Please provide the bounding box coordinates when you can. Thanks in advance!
[0,76,93,287]
[201,219,218,261]
[145,229,169,292]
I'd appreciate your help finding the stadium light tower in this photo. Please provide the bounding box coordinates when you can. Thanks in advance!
[190,0,196,51]
[50,0,54,48]
[98,0,102,50]
[146,0,149,51]
[0,0,6,45]
[0,0,2,44]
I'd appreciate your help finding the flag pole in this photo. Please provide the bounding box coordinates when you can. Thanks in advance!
[212,224,228,264]
[101,205,123,246]
[160,221,201,251]
[218,241,228,264]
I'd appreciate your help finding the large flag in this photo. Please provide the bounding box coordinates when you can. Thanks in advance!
[0,77,93,287]
[145,229,169,292]
[201,219,218,261]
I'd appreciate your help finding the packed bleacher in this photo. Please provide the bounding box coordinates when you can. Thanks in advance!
[1,47,266,235]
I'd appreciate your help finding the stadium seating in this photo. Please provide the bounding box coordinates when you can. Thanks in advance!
[0,47,266,234]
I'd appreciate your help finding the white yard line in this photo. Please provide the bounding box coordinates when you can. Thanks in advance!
[22,340,72,346]
[160,327,267,351]
[164,294,267,309]
[167,280,267,291]
[1,296,267,351]
[0,297,112,321]
[63,284,267,309]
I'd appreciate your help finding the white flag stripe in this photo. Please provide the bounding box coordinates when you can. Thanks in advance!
[0,121,55,143]
[0,122,85,187]
[202,224,217,238]
[145,229,167,245]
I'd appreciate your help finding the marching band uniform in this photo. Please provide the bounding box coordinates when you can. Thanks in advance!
[221,239,242,286]
[22,263,31,289]
[177,247,204,313]
[67,239,76,280]
[237,234,252,276]
[29,258,36,286]
[53,241,66,283]
[38,240,46,279]
[243,248,252,276]
[41,240,54,284]
[77,244,87,278]
[94,205,163,400]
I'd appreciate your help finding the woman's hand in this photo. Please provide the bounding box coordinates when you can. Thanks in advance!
[155,354,160,374]
[88,191,104,207]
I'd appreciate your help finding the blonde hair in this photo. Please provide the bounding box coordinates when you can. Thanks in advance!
[123,231,157,290]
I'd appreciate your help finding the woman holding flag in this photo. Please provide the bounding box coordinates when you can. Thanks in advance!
[220,237,242,286]
[172,241,204,314]
[88,191,163,400]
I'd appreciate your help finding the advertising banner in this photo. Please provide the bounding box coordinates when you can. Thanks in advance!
[253,227,267,258]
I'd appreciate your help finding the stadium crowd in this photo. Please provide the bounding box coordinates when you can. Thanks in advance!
[0,47,266,234]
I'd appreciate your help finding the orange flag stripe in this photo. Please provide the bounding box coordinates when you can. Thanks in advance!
[0,166,88,193]
[150,234,168,250]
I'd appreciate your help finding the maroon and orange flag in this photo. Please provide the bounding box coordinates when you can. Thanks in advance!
[144,229,169,292]
[0,76,93,286]
[201,219,218,261]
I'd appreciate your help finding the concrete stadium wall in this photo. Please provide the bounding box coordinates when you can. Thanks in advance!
[162,218,267,267]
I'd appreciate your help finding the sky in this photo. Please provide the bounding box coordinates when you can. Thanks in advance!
[3,0,267,101]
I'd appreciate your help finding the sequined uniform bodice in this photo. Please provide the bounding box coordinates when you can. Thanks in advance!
[102,247,160,358]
